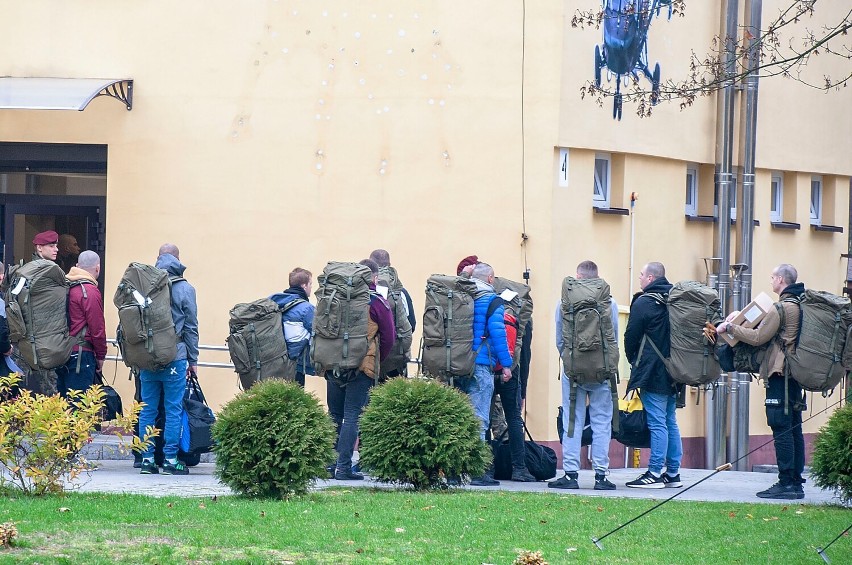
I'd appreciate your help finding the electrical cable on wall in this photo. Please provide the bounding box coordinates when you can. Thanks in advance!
[520,0,530,283]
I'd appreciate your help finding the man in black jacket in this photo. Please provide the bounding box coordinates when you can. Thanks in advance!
[623,262,683,489]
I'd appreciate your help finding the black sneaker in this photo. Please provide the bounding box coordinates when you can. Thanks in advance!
[756,481,804,500]
[548,473,579,489]
[594,474,617,490]
[335,470,364,481]
[626,470,664,489]
[511,468,538,482]
[662,473,683,488]
[162,460,189,476]
[139,460,159,475]
[470,475,500,486]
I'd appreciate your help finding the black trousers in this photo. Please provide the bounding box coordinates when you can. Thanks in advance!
[765,374,805,485]
[493,370,526,471]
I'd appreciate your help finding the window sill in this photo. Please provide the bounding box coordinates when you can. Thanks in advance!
[686,214,714,223]
[731,218,760,226]
[771,221,801,230]
[812,224,843,233]
[593,206,629,216]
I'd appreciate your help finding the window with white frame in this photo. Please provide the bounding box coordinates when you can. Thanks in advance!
[810,176,822,225]
[685,166,698,216]
[770,173,783,223]
[593,154,611,208]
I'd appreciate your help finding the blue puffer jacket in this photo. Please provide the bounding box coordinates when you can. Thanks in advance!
[471,283,513,370]
[156,253,199,366]
[269,286,315,374]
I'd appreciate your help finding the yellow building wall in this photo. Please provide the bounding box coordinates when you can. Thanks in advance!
[0,1,849,453]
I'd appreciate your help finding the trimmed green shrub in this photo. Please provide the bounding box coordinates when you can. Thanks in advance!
[359,377,491,490]
[212,380,335,498]
[810,402,852,504]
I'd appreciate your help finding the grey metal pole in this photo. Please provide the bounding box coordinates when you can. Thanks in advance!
[710,0,739,470]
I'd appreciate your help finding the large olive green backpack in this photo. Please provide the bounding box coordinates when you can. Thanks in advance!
[783,289,852,394]
[227,298,304,390]
[377,266,413,378]
[114,263,179,373]
[420,274,478,383]
[311,262,373,377]
[560,276,620,437]
[493,277,533,369]
[641,280,723,386]
[5,259,77,370]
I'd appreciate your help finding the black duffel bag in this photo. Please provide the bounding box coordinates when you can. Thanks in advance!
[492,421,557,481]
[612,391,650,448]
[180,371,216,455]
[94,369,124,422]
[556,405,593,446]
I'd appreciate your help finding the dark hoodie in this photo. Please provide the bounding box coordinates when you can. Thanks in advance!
[624,276,675,395]
[155,253,199,366]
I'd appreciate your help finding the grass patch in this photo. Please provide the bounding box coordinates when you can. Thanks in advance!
[0,490,849,564]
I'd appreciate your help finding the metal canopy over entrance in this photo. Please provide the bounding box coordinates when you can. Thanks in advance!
[0,77,133,111]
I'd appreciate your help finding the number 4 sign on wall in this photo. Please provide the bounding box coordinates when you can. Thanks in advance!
[558,148,569,187]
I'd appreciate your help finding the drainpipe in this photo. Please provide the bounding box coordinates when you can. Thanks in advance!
[709,0,739,470]
[731,0,762,472]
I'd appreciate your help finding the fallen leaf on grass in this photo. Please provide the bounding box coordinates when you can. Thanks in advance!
[260,511,266,517]
[795,510,804,515]
[762,517,778,522]
[596,506,604,512]
[421,505,435,511]
[211,495,218,503]
[746,514,754,519]
[346,540,354,545]
[566,548,577,553]
[728,512,736,518]
[395,527,405,533]
[58,508,70,513]
[540,520,547,524]
[781,506,788,511]
[198,503,206,509]
[167,503,173,508]
[356,548,364,554]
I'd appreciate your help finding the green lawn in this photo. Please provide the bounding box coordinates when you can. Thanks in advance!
[0,489,849,564]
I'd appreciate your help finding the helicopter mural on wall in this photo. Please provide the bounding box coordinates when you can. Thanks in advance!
[594,0,673,120]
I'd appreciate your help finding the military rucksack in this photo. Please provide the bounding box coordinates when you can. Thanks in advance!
[641,280,724,387]
[227,297,304,389]
[783,290,852,394]
[5,259,77,370]
[493,277,533,369]
[560,276,620,437]
[420,274,479,382]
[114,263,180,373]
[311,262,373,376]
[377,265,413,378]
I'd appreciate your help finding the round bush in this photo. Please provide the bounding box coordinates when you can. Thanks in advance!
[212,380,335,498]
[810,402,852,504]
[358,377,491,489]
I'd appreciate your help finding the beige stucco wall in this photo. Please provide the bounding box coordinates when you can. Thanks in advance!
[0,1,849,454]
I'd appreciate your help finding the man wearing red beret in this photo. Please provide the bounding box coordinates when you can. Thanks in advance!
[32,230,60,262]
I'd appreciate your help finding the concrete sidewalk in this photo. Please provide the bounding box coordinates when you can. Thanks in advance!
[73,448,842,505]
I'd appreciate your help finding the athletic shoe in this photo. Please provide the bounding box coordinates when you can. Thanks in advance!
[162,460,189,476]
[511,468,538,482]
[548,473,579,489]
[139,460,159,475]
[662,473,683,488]
[335,470,364,481]
[594,474,617,490]
[756,481,804,500]
[626,470,664,489]
[470,475,500,487]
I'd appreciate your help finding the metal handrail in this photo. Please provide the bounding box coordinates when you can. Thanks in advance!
[105,338,235,369]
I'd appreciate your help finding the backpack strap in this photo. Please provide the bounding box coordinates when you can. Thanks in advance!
[68,279,97,371]
[279,298,306,315]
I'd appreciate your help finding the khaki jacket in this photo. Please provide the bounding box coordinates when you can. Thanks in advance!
[728,297,800,381]
[358,316,380,379]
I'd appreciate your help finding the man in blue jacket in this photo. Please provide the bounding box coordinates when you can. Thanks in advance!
[269,267,315,387]
[139,243,199,476]
[463,262,515,486]
[623,261,683,489]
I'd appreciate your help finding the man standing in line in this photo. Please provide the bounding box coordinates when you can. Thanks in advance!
[717,264,805,500]
[22,230,61,395]
[369,249,416,334]
[138,243,199,476]
[269,267,316,387]
[623,262,683,489]
[56,251,106,401]
[549,260,618,490]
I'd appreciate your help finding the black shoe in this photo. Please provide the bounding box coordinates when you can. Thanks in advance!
[335,470,364,481]
[594,474,616,491]
[548,473,579,489]
[133,458,143,469]
[626,470,664,489]
[662,473,683,488]
[139,460,159,475]
[756,481,804,500]
[511,468,538,482]
[161,460,189,476]
[470,475,500,486]
[326,465,336,479]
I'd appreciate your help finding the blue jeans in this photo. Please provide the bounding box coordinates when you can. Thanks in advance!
[326,370,373,472]
[457,364,495,441]
[561,377,612,474]
[139,360,187,460]
[56,351,96,401]
[641,390,682,475]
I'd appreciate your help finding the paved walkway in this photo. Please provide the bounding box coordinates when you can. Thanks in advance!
[73,438,842,505]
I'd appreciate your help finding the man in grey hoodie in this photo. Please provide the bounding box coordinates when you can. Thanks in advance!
[138,243,199,476]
